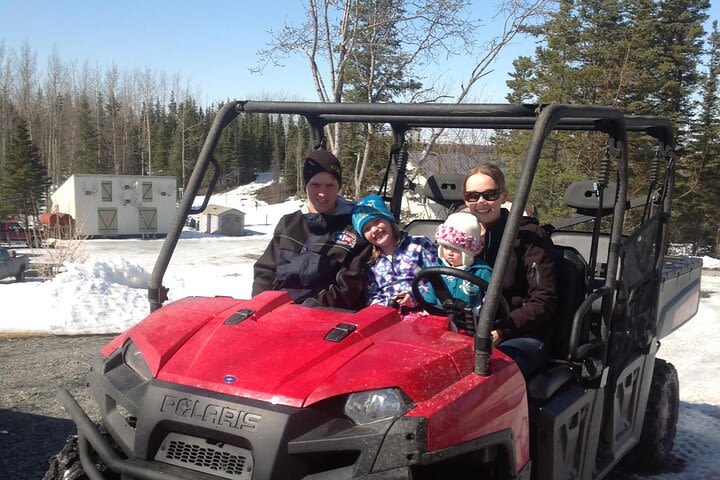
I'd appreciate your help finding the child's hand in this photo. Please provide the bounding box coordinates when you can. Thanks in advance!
[394,292,413,307]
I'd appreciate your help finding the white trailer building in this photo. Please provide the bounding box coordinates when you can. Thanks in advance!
[50,174,178,238]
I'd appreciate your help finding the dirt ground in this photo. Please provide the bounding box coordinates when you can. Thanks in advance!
[0,335,114,480]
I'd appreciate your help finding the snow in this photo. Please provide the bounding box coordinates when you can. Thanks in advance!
[1,178,719,478]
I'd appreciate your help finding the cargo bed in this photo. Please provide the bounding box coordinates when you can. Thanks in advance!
[657,256,703,338]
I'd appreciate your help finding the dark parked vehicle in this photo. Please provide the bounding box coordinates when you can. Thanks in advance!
[0,246,29,282]
[49,102,701,480]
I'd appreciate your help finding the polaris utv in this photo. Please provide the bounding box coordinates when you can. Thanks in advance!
[49,102,702,480]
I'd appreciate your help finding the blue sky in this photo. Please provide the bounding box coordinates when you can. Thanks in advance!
[1,1,718,106]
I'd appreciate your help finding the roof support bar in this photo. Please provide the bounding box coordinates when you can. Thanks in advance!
[474,104,627,376]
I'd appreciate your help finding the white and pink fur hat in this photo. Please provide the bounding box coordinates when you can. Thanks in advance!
[435,212,483,267]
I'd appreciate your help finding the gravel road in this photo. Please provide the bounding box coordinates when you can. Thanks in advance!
[0,335,114,480]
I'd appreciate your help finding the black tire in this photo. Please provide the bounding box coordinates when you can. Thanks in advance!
[15,265,26,282]
[624,358,679,472]
[43,435,87,480]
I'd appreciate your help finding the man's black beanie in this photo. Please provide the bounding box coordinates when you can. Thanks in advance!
[303,149,342,187]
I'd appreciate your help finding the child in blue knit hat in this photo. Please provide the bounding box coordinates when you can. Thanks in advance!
[352,194,437,308]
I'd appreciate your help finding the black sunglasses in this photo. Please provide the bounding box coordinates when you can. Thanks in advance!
[464,189,502,203]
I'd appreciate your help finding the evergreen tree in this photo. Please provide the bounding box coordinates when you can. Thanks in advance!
[236,114,255,184]
[343,0,423,195]
[151,98,172,175]
[675,20,720,253]
[271,131,283,202]
[293,117,310,196]
[255,114,273,175]
[498,0,711,223]
[283,116,299,196]
[0,117,49,220]
[104,90,122,174]
[343,0,422,103]
[95,92,113,174]
[217,121,239,189]
[273,116,286,168]
[75,93,101,173]
[172,98,204,189]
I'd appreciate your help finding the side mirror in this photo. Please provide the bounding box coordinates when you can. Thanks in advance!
[10,250,16,258]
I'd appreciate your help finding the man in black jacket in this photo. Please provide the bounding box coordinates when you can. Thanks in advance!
[252,149,372,310]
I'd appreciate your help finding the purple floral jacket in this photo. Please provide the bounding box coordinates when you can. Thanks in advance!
[366,233,438,307]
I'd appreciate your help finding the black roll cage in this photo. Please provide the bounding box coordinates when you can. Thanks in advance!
[148,100,677,376]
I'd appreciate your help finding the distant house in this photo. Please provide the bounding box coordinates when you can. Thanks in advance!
[50,174,178,238]
[198,205,245,236]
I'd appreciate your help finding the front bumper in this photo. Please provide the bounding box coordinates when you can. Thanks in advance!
[58,353,427,480]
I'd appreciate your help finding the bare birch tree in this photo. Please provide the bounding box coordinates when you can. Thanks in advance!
[410,0,551,181]
[104,65,122,174]
[43,46,70,185]
[14,42,38,136]
[255,0,550,195]
[136,68,156,175]
[0,42,15,171]
[255,0,359,155]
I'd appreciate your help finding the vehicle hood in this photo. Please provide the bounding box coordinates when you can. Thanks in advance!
[103,291,475,408]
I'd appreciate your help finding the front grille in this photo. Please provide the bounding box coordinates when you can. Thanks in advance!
[156,433,253,479]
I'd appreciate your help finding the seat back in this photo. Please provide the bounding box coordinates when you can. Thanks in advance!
[404,218,442,238]
[550,230,613,279]
[422,174,465,209]
[548,245,588,359]
[403,174,465,237]
[563,180,617,215]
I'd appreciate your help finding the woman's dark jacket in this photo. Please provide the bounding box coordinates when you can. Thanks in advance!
[479,209,559,341]
[252,199,372,310]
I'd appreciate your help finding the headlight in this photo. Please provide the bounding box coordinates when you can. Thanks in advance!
[344,388,413,425]
[123,341,152,380]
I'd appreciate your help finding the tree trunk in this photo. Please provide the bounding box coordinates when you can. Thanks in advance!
[354,124,374,198]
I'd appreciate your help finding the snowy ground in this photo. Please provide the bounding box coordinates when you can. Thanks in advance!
[0,179,719,478]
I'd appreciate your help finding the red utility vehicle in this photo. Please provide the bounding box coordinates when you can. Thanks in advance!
[0,220,43,247]
[49,102,702,480]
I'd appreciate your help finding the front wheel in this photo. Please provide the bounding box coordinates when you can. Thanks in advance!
[15,265,26,282]
[44,433,120,480]
[43,435,87,480]
[623,358,679,472]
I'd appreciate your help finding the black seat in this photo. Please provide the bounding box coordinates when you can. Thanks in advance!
[527,246,587,401]
[548,246,588,360]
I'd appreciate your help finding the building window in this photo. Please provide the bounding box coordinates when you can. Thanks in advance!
[142,182,153,202]
[98,208,118,232]
[139,208,158,232]
[101,181,112,201]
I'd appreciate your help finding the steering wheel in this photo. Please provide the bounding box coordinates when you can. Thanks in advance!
[411,266,510,322]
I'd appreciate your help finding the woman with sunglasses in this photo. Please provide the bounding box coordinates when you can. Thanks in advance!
[463,164,559,377]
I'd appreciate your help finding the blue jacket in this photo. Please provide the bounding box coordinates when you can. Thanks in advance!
[422,258,493,310]
[366,233,438,307]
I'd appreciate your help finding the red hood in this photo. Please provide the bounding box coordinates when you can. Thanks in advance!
[104,291,476,408]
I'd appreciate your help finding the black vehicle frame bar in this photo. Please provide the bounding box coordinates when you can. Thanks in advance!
[150,101,678,377]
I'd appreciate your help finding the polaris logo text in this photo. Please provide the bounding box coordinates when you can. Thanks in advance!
[161,395,262,431]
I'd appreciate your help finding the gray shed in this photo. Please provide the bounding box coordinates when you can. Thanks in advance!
[198,205,245,236]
